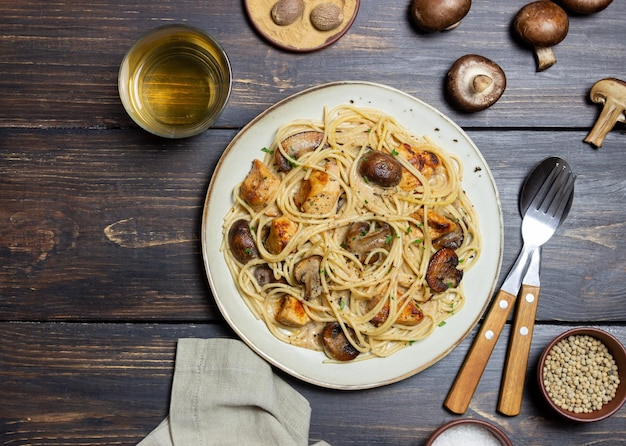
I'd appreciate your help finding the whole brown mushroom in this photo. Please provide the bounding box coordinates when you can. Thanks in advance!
[410,0,472,33]
[446,54,506,112]
[513,1,569,71]
[558,0,612,14]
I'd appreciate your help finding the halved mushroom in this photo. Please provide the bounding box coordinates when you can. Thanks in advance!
[512,1,569,71]
[426,247,463,293]
[412,208,464,249]
[558,0,612,14]
[344,221,394,264]
[446,54,506,112]
[322,322,360,361]
[584,78,626,148]
[410,0,472,33]
[432,224,464,250]
[358,150,403,188]
[253,264,286,286]
[228,219,259,264]
[275,131,326,172]
[294,255,323,300]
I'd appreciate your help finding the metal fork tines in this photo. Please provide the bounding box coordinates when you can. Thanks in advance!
[522,164,575,245]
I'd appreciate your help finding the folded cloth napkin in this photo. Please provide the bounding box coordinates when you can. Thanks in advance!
[138,338,331,446]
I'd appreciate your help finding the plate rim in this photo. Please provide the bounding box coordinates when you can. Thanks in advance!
[201,81,503,389]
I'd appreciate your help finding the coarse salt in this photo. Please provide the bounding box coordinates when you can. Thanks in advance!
[432,422,503,446]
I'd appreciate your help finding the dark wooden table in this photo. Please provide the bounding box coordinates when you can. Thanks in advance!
[1,1,625,445]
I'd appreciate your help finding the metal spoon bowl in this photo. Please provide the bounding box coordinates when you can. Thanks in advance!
[520,157,575,218]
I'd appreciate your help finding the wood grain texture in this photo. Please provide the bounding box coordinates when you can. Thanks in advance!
[0,1,625,129]
[1,322,624,445]
[2,129,624,322]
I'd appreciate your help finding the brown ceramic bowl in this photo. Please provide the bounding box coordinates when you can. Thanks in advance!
[537,327,626,423]
[425,419,512,446]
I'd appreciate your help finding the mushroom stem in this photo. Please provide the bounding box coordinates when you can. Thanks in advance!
[443,21,462,31]
[472,74,493,93]
[584,78,626,148]
[534,46,556,71]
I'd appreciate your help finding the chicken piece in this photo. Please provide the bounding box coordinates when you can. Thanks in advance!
[368,294,424,327]
[265,216,298,255]
[395,143,440,191]
[300,161,341,215]
[240,159,280,209]
[276,296,311,327]
[412,208,457,240]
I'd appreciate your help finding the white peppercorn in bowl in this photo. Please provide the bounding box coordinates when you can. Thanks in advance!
[537,327,626,423]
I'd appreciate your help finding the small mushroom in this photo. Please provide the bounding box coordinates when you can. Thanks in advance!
[558,0,612,14]
[426,247,463,293]
[275,130,325,172]
[432,224,464,250]
[358,150,403,188]
[228,219,259,264]
[446,54,507,112]
[410,0,472,33]
[512,1,569,71]
[254,264,287,286]
[294,255,323,300]
[322,322,360,361]
[583,78,626,148]
[344,221,394,264]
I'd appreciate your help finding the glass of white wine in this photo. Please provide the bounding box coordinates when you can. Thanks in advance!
[119,24,232,138]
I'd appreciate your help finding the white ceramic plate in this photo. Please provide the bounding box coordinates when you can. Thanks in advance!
[201,81,503,390]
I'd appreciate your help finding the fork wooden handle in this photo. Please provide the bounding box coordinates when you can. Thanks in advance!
[444,289,517,414]
[497,283,541,416]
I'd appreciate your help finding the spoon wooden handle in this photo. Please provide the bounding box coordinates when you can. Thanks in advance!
[444,288,517,414]
[497,283,541,416]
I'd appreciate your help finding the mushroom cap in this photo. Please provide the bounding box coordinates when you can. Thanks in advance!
[513,1,569,47]
[410,0,472,33]
[558,0,612,14]
[446,54,507,112]
[589,78,626,104]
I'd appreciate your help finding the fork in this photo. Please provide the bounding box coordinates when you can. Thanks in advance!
[444,162,575,415]
[498,164,575,416]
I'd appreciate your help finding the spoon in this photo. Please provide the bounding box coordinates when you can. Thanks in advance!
[444,157,575,415]
[498,157,575,416]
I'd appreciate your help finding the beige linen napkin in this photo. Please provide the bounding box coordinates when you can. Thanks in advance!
[138,338,331,446]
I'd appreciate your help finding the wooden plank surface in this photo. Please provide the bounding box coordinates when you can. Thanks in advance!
[2,129,624,322]
[0,1,625,130]
[2,322,625,445]
[1,0,625,445]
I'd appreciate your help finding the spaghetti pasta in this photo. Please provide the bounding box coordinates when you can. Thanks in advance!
[221,105,481,361]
